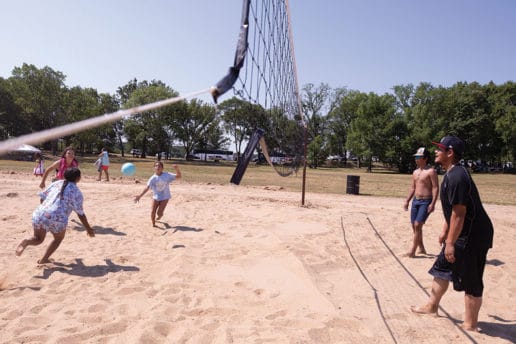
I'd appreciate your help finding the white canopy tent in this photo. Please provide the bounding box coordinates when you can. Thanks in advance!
[2,144,41,160]
[13,144,41,153]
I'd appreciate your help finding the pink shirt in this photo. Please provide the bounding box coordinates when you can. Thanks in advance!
[56,158,79,179]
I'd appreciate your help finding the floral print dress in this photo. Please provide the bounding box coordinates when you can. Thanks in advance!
[32,180,85,234]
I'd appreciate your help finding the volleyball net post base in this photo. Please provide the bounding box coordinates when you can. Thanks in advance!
[230,128,264,185]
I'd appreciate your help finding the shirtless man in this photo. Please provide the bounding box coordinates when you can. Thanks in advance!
[403,147,439,257]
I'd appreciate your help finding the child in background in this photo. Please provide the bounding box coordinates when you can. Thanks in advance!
[134,161,181,227]
[96,147,110,182]
[39,146,79,189]
[33,152,45,177]
[16,167,95,264]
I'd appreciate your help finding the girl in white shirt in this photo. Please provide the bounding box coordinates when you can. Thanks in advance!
[134,161,181,227]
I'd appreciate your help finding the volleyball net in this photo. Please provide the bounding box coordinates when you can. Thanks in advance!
[0,0,305,185]
[213,0,305,183]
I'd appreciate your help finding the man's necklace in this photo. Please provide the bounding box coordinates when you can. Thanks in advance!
[416,165,428,180]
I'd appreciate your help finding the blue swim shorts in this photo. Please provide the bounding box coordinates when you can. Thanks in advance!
[410,198,431,224]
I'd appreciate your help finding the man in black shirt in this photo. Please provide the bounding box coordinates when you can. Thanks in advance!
[411,136,494,332]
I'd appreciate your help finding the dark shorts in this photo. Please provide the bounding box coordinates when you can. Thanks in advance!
[410,198,431,224]
[429,239,489,297]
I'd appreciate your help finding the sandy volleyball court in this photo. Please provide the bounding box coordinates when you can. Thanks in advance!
[1,172,514,343]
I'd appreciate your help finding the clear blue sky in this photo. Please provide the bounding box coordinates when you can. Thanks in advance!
[1,0,515,102]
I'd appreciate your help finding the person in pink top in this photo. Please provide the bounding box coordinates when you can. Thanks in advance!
[39,146,79,189]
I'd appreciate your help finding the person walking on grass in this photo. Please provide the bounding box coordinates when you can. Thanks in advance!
[403,147,439,257]
[134,161,181,227]
[16,167,95,264]
[411,136,494,332]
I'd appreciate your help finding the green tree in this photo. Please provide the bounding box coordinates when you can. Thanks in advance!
[490,81,516,162]
[98,93,120,153]
[62,86,109,154]
[346,93,397,171]
[7,63,67,152]
[219,97,269,159]
[327,89,367,161]
[446,82,501,163]
[123,81,179,158]
[301,83,334,141]
[171,99,218,158]
[0,77,24,140]
[307,135,328,168]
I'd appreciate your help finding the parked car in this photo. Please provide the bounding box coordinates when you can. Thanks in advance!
[130,149,142,157]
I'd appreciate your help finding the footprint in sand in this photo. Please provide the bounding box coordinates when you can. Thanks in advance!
[265,309,287,320]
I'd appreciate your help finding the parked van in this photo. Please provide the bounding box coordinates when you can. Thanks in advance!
[130,149,142,157]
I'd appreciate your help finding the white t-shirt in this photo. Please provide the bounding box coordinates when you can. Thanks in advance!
[147,172,177,201]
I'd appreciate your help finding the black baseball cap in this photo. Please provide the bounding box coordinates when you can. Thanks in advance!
[432,136,465,156]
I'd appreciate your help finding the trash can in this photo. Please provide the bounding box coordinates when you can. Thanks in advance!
[346,175,360,195]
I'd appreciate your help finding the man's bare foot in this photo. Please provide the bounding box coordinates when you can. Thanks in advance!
[410,305,437,315]
[418,249,427,254]
[461,324,481,332]
[15,240,28,256]
[37,258,53,265]
[403,252,416,258]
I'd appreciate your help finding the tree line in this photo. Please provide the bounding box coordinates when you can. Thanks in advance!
[1,63,514,173]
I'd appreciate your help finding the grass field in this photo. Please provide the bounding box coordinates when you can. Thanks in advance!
[1,155,515,206]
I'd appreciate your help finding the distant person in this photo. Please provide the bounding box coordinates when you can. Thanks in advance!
[134,161,181,227]
[16,167,95,264]
[97,148,110,182]
[33,152,45,177]
[39,147,79,189]
[411,136,494,332]
[403,147,439,257]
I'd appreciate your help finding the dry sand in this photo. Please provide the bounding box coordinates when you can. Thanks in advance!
[1,171,514,343]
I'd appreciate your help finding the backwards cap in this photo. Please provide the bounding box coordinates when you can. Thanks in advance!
[432,136,465,156]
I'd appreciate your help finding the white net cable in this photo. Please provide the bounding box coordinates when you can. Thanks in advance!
[0,88,210,156]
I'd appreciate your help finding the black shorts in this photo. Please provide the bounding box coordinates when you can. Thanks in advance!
[429,239,489,297]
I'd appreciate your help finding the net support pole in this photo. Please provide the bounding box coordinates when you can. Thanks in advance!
[301,125,308,206]
[230,128,264,185]
[286,0,307,206]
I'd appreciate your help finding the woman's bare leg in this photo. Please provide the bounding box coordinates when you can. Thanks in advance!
[38,230,66,264]
[151,200,159,227]
[156,199,169,220]
[16,226,47,256]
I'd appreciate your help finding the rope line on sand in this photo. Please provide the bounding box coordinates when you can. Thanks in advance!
[364,216,477,344]
[340,217,398,344]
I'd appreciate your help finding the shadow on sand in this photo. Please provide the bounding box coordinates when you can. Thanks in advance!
[478,315,516,343]
[34,258,139,279]
[71,219,126,236]
[171,225,203,234]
